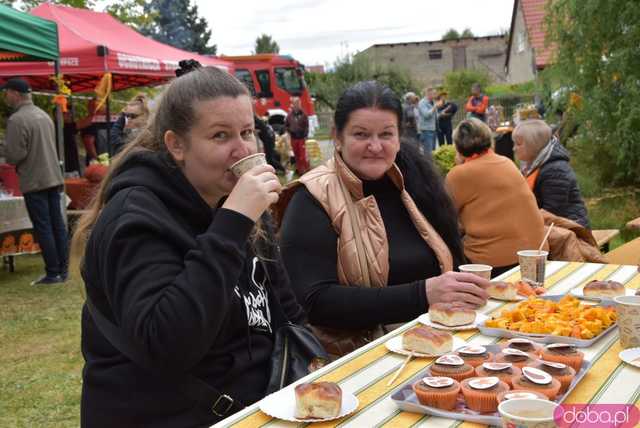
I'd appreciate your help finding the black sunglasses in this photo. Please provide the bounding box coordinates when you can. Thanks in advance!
[124,112,140,119]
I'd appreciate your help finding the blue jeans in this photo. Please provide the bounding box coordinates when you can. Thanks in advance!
[23,187,69,277]
[419,130,436,153]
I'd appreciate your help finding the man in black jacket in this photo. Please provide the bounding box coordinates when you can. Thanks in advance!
[255,114,285,173]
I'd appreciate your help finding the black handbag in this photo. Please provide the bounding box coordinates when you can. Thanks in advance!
[259,258,329,394]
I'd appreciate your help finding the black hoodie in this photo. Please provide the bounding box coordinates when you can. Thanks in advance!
[80,150,304,427]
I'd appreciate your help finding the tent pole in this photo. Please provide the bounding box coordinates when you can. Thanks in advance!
[54,60,65,174]
[106,94,111,158]
[53,60,68,226]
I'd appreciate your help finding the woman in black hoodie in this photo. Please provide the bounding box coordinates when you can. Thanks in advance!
[71,66,305,427]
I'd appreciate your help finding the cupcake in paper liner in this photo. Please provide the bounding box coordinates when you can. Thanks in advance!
[455,345,494,368]
[540,343,584,371]
[475,362,521,388]
[429,354,475,382]
[511,366,562,400]
[460,376,509,413]
[412,376,460,410]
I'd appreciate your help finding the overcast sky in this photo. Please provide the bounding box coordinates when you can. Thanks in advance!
[196,0,515,67]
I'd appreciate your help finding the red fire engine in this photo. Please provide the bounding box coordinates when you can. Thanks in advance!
[222,54,318,136]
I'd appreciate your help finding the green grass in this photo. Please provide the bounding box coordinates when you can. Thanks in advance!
[0,255,84,428]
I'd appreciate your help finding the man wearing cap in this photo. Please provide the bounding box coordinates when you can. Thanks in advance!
[2,77,68,285]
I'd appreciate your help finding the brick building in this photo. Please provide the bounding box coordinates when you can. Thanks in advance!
[356,35,508,88]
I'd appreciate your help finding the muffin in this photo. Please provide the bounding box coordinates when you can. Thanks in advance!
[456,345,494,367]
[497,389,549,403]
[511,367,562,400]
[412,376,460,410]
[495,347,539,369]
[540,343,584,371]
[429,354,475,382]
[501,338,543,357]
[475,362,522,388]
[460,377,509,413]
[531,359,577,393]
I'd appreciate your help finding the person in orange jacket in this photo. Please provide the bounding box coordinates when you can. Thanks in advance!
[465,83,489,122]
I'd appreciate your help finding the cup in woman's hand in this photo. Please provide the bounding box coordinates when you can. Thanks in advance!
[230,153,267,178]
[459,264,492,280]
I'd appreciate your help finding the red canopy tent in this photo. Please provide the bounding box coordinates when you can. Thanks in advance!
[0,3,232,92]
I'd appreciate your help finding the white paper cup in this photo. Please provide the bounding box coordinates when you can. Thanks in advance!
[459,264,492,280]
[614,295,640,349]
[517,250,548,286]
[498,398,559,428]
[229,153,267,177]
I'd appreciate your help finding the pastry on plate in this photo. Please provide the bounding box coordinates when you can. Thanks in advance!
[294,382,342,419]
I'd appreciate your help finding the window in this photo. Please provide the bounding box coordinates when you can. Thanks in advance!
[428,49,442,60]
[517,32,526,53]
[255,69,273,97]
[234,69,256,95]
[274,67,304,95]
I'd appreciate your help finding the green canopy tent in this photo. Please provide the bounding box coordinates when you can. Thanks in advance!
[0,4,63,169]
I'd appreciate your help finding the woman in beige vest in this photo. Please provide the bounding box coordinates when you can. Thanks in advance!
[279,81,489,357]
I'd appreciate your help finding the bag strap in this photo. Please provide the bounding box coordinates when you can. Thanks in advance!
[336,169,372,287]
[84,297,243,418]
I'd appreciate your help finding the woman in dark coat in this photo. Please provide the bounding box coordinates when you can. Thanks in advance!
[513,119,590,228]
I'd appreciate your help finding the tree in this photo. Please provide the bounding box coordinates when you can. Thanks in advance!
[254,34,280,54]
[546,0,640,185]
[106,0,155,30]
[139,0,216,55]
[443,69,491,100]
[1,0,94,10]
[442,28,460,41]
[461,28,475,38]
[305,54,419,110]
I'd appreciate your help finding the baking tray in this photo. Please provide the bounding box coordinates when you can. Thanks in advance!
[478,295,617,347]
[391,344,591,426]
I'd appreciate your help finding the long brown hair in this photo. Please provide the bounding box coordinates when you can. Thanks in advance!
[70,67,250,278]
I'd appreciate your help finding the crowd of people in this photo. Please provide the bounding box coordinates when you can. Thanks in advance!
[1,64,597,426]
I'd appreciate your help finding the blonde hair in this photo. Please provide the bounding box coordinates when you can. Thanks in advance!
[512,119,552,156]
[452,118,494,157]
[70,67,255,278]
[127,93,150,118]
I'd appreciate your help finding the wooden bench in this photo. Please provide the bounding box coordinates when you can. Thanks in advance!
[627,217,640,230]
[592,229,620,252]
[605,236,640,265]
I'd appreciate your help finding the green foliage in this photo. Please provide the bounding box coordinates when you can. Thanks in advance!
[139,0,216,55]
[433,144,457,175]
[460,28,474,38]
[442,29,460,41]
[106,0,155,30]
[545,0,640,185]
[305,54,420,111]
[485,81,536,97]
[1,0,94,10]
[254,34,280,54]
[443,69,492,100]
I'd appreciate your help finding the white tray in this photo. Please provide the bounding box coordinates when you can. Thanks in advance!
[477,295,617,347]
[418,313,489,331]
[259,385,358,422]
[570,286,635,302]
[385,335,467,358]
[391,344,591,426]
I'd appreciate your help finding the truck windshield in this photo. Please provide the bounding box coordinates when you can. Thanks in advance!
[275,67,303,94]
[234,69,256,96]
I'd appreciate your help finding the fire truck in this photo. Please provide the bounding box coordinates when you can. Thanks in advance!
[222,54,318,136]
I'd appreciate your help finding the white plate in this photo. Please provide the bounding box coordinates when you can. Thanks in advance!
[571,286,636,302]
[385,335,467,358]
[417,313,489,331]
[619,347,640,369]
[259,385,359,423]
[490,293,527,302]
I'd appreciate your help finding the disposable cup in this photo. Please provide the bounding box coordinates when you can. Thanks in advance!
[517,250,548,286]
[229,153,267,177]
[498,398,559,428]
[458,264,492,280]
[614,295,640,349]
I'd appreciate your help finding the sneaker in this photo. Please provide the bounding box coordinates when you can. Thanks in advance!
[31,275,65,286]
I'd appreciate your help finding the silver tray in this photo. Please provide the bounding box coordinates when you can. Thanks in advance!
[478,295,617,347]
[391,344,591,426]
